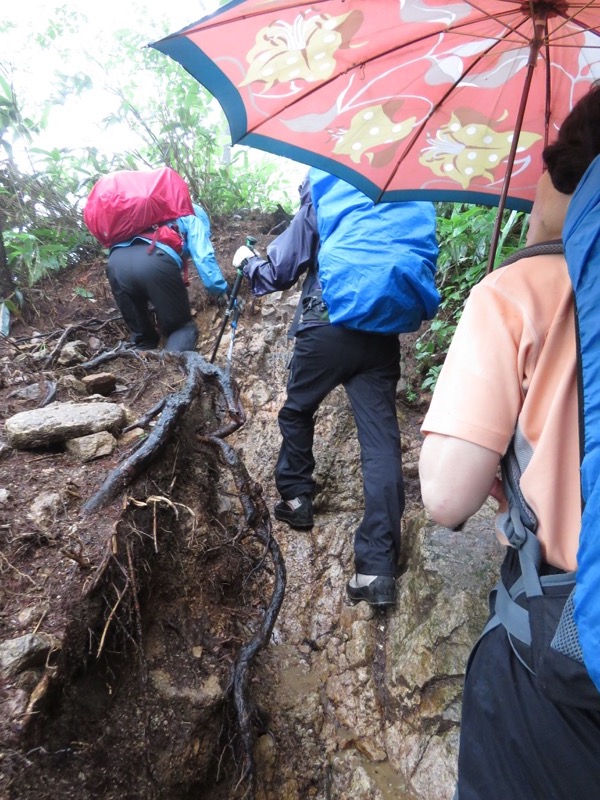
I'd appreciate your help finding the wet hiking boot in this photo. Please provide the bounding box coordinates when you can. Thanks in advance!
[346,574,396,607]
[273,495,314,530]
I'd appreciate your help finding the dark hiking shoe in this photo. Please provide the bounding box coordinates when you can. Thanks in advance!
[273,495,314,529]
[346,575,396,607]
[132,339,159,351]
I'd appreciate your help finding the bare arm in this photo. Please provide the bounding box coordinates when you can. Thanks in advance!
[419,433,502,528]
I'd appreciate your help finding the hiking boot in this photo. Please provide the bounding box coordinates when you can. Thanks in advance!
[273,495,314,529]
[346,574,396,607]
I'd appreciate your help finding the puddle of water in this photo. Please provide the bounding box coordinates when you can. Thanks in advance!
[361,756,419,800]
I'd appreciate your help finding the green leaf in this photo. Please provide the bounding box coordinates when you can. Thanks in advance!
[73,286,94,299]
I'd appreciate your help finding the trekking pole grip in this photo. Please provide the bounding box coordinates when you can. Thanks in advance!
[228,234,256,304]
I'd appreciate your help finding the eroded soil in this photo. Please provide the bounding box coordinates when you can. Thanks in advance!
[0,211,430,799]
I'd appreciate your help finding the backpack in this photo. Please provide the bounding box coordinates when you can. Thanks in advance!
[481,157,600,708]
[563,154,600,698]
[83,167,194,249]
[308,168,440,335]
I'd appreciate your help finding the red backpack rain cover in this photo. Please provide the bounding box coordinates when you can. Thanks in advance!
[83,167,194,248]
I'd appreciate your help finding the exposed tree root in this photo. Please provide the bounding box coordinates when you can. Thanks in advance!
[80,351,244,514]
[78,348,281,797]
[199,433,286,799]
[121,399,165,434]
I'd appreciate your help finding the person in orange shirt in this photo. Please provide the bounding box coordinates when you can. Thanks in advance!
[419,82,600,800]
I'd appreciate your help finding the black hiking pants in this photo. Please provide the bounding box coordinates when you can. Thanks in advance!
[276,324,404,577]
[107,243,198,351]
[456,549,600,800]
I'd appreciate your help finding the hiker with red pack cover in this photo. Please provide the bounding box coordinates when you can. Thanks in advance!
[85,168,228,352]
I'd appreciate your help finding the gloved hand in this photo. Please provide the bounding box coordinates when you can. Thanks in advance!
[232,245,257,268]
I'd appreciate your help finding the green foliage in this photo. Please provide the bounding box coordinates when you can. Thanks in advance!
[409,203,528,399]
[0,0,531,359]
[0,5,296,303]
[3,226,85,285]
[200,148,293,215]
[100,34,294,216]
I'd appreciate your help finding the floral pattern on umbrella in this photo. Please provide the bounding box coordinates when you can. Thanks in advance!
[420,112,542,190]
[151,0,600,209]
[332,102,417,167]
[240,10,365,89]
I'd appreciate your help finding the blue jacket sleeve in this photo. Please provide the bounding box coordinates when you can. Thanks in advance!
[177,208,227,295]
[243,185,319,297]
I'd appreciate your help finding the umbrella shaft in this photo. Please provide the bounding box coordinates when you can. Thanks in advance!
[487,9,548,272]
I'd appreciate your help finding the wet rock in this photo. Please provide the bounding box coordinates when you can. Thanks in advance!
[5,402,126,449]
[81,372,117,396]
[117,428,146,447]
[345,620,374,669]
[403,459,419,478]
[28,491,62,528]
[119,405,138,426]
[384,510,502,799]
[57,374,88,394]
[66,431,117,462]
[16,605,48,627]
[57,340,88,365]
[231,284,503,800]
[7,383,43,401]
[87,336,103,350]
[149,670,223,706]
[0,634,59,678]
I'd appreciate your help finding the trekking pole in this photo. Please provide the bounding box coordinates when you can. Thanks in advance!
[209,235,257,364]
[226,293,242,370]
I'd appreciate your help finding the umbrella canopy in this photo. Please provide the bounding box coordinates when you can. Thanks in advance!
[151,0,600,215]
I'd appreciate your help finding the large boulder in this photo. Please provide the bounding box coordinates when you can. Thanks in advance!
[5,402,126,449]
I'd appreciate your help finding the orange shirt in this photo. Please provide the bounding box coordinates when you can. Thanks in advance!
[421,252,580,571]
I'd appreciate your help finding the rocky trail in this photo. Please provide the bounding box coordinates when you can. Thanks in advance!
[0,211,503,800]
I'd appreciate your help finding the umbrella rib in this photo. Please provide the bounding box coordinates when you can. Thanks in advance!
[459,1,599,46]
[551,0,600,40]
[543,36,552,152]
[463,0,531,43]
[485,9,548,272]
[379,17,531,199]
[238,9,534,142]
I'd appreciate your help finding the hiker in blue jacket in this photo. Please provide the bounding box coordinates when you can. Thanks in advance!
[107,203,228,352]
[233,168,439,607]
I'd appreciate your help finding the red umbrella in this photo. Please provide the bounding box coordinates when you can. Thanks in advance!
[151,0,600,266]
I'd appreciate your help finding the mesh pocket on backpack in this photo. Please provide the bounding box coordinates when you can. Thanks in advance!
[550,589,584,664]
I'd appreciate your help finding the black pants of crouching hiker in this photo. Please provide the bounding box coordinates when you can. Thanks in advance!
[455,548,600,800]
[276,324,404,577]
[107,242,198,352]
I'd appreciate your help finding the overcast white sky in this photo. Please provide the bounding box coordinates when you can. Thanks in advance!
[1,1,306,203]
[1,1,220,154]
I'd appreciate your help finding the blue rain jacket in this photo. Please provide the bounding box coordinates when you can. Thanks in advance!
[244,169,439,335]
[111,203,227,295]
[309,168,439,334]
[564,154,600,692]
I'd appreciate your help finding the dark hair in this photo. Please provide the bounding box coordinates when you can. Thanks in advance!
[543,81,600,194]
